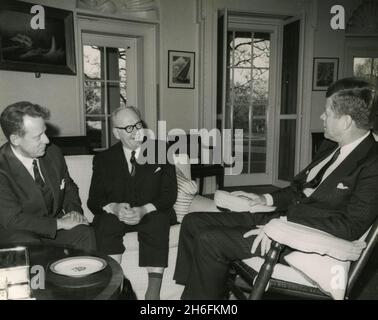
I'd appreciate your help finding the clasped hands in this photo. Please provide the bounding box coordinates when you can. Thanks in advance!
[57,211,88,230]
[111,203,147,225]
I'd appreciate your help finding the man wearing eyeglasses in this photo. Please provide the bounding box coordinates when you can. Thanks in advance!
[87,106,177,300]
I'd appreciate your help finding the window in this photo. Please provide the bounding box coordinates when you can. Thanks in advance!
[226,30,270,174]
[353,57,378,87]
[82,34,137,151]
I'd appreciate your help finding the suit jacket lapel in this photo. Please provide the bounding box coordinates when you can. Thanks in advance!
[39,154,59,214]
[310,134,375,198]
[4,144,48,214]
[294,148,338,185]
[113,143,133,201]
[115,143,130,178]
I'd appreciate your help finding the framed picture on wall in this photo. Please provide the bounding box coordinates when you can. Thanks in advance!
[168,50,195,89]
[0,0,76,75]
[312,57,339,91]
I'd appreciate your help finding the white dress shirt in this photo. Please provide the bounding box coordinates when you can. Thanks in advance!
[10,145,45,182]
[264,131,370,205]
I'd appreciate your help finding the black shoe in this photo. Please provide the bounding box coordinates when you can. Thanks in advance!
[118,277,137,300]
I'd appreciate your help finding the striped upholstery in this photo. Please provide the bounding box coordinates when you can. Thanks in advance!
[174,167,198,222]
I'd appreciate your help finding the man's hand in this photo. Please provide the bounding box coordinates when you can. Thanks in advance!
[231,191,267,206]
[57,211,88,230]
[110,203,131,217]
[243,226,272,256]
[118,206,147,225]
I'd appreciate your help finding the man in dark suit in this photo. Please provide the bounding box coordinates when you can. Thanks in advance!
[174,77,378,299]
[88,106,177,300]
[0,101,95,251]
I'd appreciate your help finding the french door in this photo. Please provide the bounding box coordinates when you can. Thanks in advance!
[218,12,302,187]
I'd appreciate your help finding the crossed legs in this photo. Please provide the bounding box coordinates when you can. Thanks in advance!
[174,211,261,299]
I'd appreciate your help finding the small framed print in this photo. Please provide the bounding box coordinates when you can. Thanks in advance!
[312,57,339,91]
[168,50,195,89]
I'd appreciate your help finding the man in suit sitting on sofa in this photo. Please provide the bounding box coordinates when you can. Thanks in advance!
[0,101,95,251]
[88,106,177,300]
[174,77,378,299]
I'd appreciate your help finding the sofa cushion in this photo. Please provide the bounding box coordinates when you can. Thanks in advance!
[65,155,94,222]
[189,195,219,212]
[174,168,198,222]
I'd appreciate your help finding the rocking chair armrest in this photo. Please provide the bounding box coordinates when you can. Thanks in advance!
[263,219,366,261]
[249,241,284,300]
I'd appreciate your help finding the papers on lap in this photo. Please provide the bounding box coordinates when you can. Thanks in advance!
[214,190,276,213]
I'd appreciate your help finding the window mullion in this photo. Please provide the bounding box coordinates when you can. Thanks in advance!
[103,47,109,149]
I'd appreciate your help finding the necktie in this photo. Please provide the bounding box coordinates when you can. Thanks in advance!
[130,151,136,177]
[32,159,45,188]
[32,159,54,214]
[302,148,341,190]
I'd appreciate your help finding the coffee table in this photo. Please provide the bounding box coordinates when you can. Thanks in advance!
[0,244,124,300]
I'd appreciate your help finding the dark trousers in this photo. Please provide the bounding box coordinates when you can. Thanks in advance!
[92,211,171,267]
[173,211,282,300]
[0,225,96,252]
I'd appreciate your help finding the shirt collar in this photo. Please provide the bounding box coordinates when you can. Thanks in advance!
[122,146,140,159]
[339,131,370,157]
[10,145,34,169]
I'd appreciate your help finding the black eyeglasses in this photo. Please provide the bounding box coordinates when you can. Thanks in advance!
[115,121,143,133]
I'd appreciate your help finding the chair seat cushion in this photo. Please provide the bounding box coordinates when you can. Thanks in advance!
[242,256,316,288]
[284,252,350,300]
[264,219,366,261]
[262,218,367,300]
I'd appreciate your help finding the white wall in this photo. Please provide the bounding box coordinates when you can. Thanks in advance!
[0,0,200,146]
[310,0,364,132]
[0,0,79,145]
[159,0,199,132]
[0,0,369,147]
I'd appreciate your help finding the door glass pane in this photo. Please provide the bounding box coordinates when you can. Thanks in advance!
[232,32,252,68]
[106,47,127,81]
[253,33,270,69]
[84,81,105,115]
[227,31,270,175]
[278,119,296,180]
[120,83,127,107]
[250,132,266,173]
[353,57,378,87]
[354,57,372,77]
[83,39,133,151]
[233,68,250,174]
[83,46,104,80]
[107,83,121,111]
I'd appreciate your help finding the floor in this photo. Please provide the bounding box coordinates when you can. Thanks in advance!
[211,185,378,300]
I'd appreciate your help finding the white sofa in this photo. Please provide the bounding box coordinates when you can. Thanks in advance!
[65,154,219,300]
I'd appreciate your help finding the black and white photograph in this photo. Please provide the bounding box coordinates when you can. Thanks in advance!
[168,50,195,89]
[0,0,377,305]
[312,57,339,91]
[0,0,76,75]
